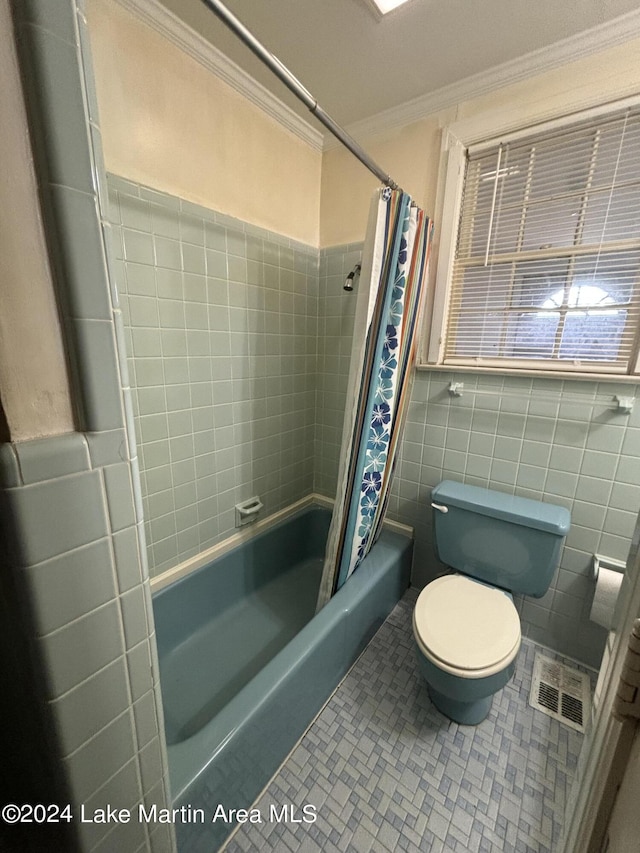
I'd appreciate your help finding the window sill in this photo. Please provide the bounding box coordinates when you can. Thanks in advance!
[416,361,640,384]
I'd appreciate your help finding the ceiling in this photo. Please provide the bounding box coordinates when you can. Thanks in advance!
[158,0,640,130]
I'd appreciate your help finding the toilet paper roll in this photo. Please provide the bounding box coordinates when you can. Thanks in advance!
[590,566,623,630]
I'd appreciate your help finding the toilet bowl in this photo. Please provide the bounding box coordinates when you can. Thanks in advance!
[413,481,570,725]
[413,574,521,724]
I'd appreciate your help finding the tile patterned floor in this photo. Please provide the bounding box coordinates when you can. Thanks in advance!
[223,589,592,853]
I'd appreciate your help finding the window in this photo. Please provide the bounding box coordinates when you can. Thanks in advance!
[429,103,640,375]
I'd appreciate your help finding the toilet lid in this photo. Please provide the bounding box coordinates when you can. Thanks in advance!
[414,575,520,674]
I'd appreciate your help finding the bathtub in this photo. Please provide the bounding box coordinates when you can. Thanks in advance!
[152,504,412,852]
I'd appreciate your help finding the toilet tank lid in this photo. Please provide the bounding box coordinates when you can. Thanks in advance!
[432,480,570,536]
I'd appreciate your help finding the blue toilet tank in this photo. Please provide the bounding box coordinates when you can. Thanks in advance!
[431,481,570,598]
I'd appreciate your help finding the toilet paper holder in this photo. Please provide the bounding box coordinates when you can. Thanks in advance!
[592,553,626,580]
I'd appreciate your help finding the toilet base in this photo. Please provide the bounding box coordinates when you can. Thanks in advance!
[414,639,516,727]
[427,685,493,725]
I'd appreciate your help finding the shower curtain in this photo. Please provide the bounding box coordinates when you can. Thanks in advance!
[317,187,433,610]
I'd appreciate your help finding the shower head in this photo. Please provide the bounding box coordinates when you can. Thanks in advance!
[344,263,361,292]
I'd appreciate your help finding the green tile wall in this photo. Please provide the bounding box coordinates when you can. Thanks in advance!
[108,177,318,576]
[316,242,640,669]
[393,371,640,666]
[314,244,362,496]
[1,433,174,853]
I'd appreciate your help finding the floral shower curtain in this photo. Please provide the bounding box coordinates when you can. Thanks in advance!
[316,188,433,610]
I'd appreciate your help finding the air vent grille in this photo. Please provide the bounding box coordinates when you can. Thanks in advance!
[529,655,590,733]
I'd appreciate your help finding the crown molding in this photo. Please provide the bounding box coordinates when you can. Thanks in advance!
[324,6,640,149]
[113,0,324,152]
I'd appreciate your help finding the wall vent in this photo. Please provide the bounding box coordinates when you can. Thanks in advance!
[529,654,590,733]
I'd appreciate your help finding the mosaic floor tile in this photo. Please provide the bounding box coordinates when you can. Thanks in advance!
[223,589,591,853]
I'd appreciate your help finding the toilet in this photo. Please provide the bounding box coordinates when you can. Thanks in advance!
[413,480,570,725]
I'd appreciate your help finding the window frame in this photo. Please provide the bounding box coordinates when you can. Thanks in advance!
[422,94,640,380]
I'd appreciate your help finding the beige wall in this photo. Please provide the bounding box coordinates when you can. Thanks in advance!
[86,0,640,252]
[87,0,322,246]
[320,114,447,248]
[0,0,74,441]
[320,36,640,247]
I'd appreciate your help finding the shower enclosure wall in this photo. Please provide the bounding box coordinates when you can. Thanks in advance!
[108,175,362,576]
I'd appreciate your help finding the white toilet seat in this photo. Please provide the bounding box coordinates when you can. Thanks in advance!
[413,575,521,679]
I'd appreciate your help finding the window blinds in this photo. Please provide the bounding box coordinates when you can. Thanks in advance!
[445,106,640,373]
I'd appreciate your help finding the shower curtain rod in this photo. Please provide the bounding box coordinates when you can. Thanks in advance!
[199,0,401,191]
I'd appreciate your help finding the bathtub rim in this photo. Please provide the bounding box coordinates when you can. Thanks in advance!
[150,492,413,593]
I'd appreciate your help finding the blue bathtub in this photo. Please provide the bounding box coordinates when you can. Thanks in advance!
[152,505,412,851]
